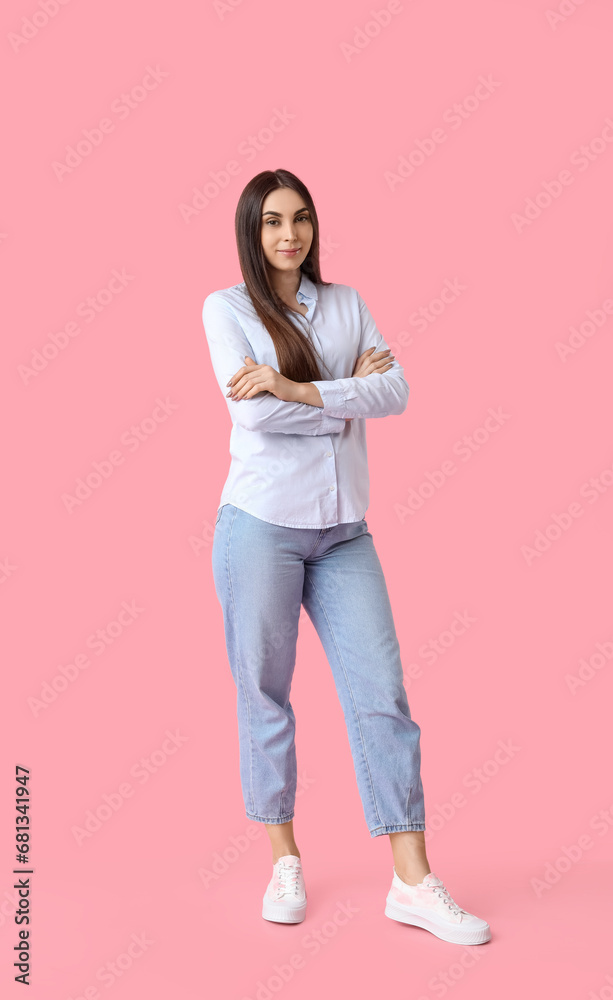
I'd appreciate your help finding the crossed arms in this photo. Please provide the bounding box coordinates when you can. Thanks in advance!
[202,290,409,435]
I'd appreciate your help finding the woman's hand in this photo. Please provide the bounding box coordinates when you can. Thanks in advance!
[226,356,300,403]
[352,346,395,378]
[343,347,395,424]
[226,348,395,415]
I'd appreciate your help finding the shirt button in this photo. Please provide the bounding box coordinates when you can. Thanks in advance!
[329,485,335,491]
[325,451,332,457]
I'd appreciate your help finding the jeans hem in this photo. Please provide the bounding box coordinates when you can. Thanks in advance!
[246,812,295,824]
[369,823,426,838]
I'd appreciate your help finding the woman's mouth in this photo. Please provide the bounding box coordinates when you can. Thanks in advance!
[277,249,301,256]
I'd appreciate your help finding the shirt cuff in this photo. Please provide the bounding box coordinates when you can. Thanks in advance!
[319,411,348,434]
[311,379,358,416]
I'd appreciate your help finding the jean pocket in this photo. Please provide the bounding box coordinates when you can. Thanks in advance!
[214,506,224,526]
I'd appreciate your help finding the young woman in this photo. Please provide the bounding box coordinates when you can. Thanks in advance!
[202,168,491,945]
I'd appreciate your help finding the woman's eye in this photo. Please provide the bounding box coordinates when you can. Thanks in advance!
[264,216,310,225]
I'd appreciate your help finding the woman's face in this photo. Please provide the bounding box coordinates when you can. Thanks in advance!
[260,187,313,274]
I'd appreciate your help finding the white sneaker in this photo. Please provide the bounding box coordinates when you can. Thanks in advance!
[262,855,307,923]
[385,868,491,944]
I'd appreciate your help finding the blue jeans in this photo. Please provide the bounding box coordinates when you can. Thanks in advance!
[211,504,426,838]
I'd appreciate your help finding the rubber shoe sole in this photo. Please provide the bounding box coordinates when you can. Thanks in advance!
[384,898,491,944]
[262,895,307,923]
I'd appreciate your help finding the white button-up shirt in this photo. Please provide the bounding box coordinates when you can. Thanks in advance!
[202,271,409,528]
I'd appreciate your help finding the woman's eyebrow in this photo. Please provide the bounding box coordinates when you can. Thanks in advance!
[261,208,310,217]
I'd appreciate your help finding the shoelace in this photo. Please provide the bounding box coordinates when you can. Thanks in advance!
[276,861,302,898]
[428,881,463,916]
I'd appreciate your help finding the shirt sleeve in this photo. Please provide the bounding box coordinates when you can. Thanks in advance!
[202,292,347,436]
[309,291,410,419]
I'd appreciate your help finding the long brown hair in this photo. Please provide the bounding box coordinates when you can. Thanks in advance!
[235,168,333,383]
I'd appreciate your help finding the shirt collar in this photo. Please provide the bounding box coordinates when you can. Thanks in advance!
[297,271,318,302]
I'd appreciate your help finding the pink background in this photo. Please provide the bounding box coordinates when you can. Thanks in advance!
[2,0,612,996]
